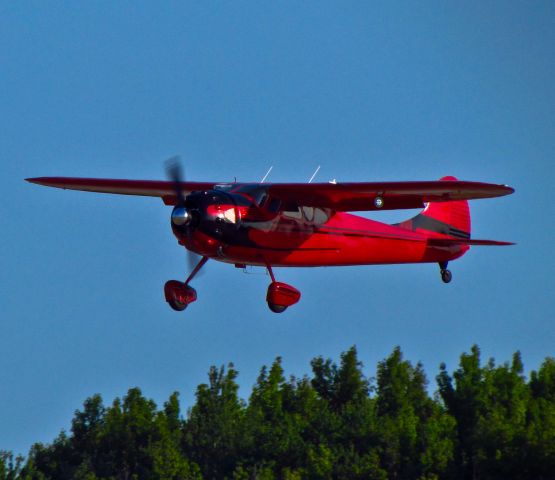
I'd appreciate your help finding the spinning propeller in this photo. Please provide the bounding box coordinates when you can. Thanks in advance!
[165,156,203,272]
[166,156,192,227]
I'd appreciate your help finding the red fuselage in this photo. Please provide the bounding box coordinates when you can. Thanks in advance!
[173,188,467,268]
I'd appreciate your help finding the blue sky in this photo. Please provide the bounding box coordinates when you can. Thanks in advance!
[1,1,554,456]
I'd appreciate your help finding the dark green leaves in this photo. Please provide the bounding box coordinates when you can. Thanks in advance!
[6,347,555,480]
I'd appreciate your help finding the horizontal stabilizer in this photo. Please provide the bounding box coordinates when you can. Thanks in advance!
[428,238,515,247]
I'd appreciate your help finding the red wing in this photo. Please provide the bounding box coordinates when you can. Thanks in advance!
[25,177,218,205]
[267,180,514,212]
[27,177,514,211]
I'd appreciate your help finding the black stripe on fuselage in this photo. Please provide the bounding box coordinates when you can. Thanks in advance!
[405,215,470,239]
[318,224,422,241]
[235,224,427,252]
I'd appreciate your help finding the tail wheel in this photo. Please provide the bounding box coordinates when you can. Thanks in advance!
[441,269,452,283]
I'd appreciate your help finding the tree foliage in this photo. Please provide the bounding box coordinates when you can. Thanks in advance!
[4,346,555,479]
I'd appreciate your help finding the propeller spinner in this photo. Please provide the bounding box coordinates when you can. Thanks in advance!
[171,206,192,226]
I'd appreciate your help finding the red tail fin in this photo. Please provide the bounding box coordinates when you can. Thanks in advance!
[396,176,471,239]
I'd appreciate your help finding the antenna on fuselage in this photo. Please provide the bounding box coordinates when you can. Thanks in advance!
[260,166,273,183]
[308,165,321,183]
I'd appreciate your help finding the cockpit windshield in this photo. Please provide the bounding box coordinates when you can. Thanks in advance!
[213,184,234,192]
[216,184,270,207]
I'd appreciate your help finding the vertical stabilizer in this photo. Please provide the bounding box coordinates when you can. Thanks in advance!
[396,176,471,239]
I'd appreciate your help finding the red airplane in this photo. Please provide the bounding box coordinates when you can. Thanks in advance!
[27,167,514,313]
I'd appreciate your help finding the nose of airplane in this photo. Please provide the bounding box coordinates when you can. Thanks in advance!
[171,206,192,226]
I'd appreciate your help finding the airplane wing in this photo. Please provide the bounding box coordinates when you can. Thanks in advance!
[25,177,218,205]
[266,180,514,211]
[26,177,514,211]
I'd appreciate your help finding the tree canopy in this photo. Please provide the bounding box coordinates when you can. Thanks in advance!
[3,346,555,479]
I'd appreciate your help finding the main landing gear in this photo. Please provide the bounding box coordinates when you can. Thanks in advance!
[439,261,452,284]
[164,258,301,313]
[166,258,452,311]
[265,265,301,313]
[164,256,209,311]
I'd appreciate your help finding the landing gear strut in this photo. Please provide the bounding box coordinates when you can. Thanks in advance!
[164,256,209,311]
[265,265,301,313]
[439,261,452,284]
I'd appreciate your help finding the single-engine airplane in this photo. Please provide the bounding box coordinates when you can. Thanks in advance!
[27,164,514,313]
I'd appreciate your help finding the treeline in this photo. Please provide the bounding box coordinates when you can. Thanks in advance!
[2,346,555,480]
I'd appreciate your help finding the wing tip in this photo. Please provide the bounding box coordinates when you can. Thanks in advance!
[501,184,515,196]
[26,177,45,185]
[26,177,59,187]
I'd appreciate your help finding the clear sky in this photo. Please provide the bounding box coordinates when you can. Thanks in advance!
[2,1,554,456]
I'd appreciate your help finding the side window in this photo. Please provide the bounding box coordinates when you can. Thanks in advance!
[283,202,302,219]
[268,198,281,213]
[302,206,314,221]
[283,207,303,220]
[313,208,329,224]
[253,190,268,207]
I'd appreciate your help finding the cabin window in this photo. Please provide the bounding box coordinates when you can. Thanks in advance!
[302,206,314,221]
[313,208,329,224]
[268,198,281,213]
[233,185,269,207]
[283,202,302,219]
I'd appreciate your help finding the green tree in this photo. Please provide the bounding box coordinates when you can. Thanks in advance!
[184,363,244,479]
[97,388,158,478]
[25,431,73,479]
[437,346,531,479]
[474,353,528,477]
[437,345,484,479]
[310,347,385,479]
[524,357,555,479]
[24,389,201,479]
[246,358,296,473]
[13,345,555,480]
[377,346,454,479]
[0,451,24,480]
[149,393,202,480]
[311,347,368,411]
[70,394,105,475]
